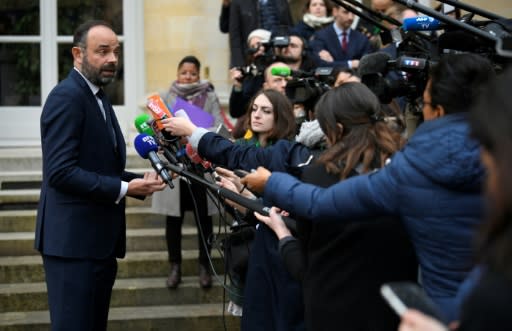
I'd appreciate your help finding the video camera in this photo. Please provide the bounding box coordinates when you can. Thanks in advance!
[337,0,512,106]
[359,53,434,104]
[271,66,333,109]
[236,31,291,82]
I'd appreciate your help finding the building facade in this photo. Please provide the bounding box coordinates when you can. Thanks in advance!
[0,0,510,147]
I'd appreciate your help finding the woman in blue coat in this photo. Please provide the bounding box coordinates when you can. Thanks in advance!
[241,53,496,324]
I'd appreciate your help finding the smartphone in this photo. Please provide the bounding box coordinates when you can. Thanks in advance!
[380,282,445,322]
[216,123,232,139]
[234,169,249,178]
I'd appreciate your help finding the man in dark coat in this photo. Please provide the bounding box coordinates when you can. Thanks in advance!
[229,0,293,67]
[36,20,165,330]
[310,3,373,69]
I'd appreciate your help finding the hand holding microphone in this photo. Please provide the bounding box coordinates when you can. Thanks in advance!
[134,133,175,188]
[126,171,167,197]
[161,116,197,137]
[240,166,272,194]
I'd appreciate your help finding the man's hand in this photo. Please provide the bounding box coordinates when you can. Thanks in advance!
[127,172,166,196]
[240,166,271,194]
[318,50,334,62]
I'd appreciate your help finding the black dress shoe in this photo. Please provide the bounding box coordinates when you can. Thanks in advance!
[166,263,181,289]
[199,264,212,288]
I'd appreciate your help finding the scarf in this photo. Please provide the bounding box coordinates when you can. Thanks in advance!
[168,80,213,109]
[302,13,334,29]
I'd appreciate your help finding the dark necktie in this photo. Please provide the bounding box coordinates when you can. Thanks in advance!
[341,31,348,52]
[96,89,118,149]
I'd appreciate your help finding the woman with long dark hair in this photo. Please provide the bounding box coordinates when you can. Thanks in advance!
[255,82,418,331]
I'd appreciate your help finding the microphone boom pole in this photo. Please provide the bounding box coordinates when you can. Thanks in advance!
[435,0,504,21]
[330,0,393,32]
[391,0,498,43]
[164,161,298,233]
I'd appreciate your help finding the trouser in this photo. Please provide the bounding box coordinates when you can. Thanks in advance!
[43,254,117,331]
[166,179,213,266]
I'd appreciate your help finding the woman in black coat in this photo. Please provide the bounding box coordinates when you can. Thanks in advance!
[255,82,418,331]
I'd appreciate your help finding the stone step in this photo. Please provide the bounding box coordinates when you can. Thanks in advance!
[0,227,210,256]
[0,251,226,284]
[0,168,153,190]
[0,189,152,209]
[0,147,150,172]
[0,276,233,313]
[0,207,166,233]
[0,303,240,331]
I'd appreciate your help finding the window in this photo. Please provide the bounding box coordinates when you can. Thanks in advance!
[0,1,40,106]
[0,0,144,146]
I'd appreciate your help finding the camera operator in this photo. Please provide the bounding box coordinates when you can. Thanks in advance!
[229,0,293,68]
[241,53,496,324]
[229,29,271,119]
[274,33,317,72]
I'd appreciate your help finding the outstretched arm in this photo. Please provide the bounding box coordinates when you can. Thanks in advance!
[242,165,399,223]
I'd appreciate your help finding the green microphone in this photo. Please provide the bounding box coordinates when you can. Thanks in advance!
[134,113,155,136]
[270,66,292,77]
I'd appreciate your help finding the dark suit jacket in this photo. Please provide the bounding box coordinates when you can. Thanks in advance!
[35,69,139,259]
[229,0,293,67]
[310,25,372,68]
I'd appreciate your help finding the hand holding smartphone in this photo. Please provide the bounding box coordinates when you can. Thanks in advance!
[380,282,445,323]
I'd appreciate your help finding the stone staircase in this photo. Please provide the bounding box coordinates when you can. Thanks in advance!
[0,148,240,330]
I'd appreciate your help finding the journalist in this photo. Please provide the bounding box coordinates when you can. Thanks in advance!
[398,63,512,331]
[241,53,496,323]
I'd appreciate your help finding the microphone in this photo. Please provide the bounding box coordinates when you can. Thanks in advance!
[270,66,314,78]
[271,66,292,77]
[134,113,156,136]
[185,143,212,170]
[402,16,445,31]
[146,94,179,142]
[133,133,174,188]
[358,52,392,77]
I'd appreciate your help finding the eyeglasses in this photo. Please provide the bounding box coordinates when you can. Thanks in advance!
[421,101,433,108]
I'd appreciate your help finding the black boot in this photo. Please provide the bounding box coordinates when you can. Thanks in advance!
[199,264,212,288]
[166,263,181,289]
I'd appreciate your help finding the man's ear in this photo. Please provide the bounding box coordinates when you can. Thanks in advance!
[72,46,83,65]
[435,104,446,118]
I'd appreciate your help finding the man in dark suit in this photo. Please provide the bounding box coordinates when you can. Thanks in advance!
[35,20,166,330]
[310,3,373,69]
[229,0,293,67]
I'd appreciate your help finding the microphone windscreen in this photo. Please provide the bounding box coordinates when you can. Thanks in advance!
[185,143,202,164]
[358,52,391,77]
[134,113,155,136]
[402,16,442,31]
[134,133,159,159]
[270,66,291,77]
[146,94,173,131]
